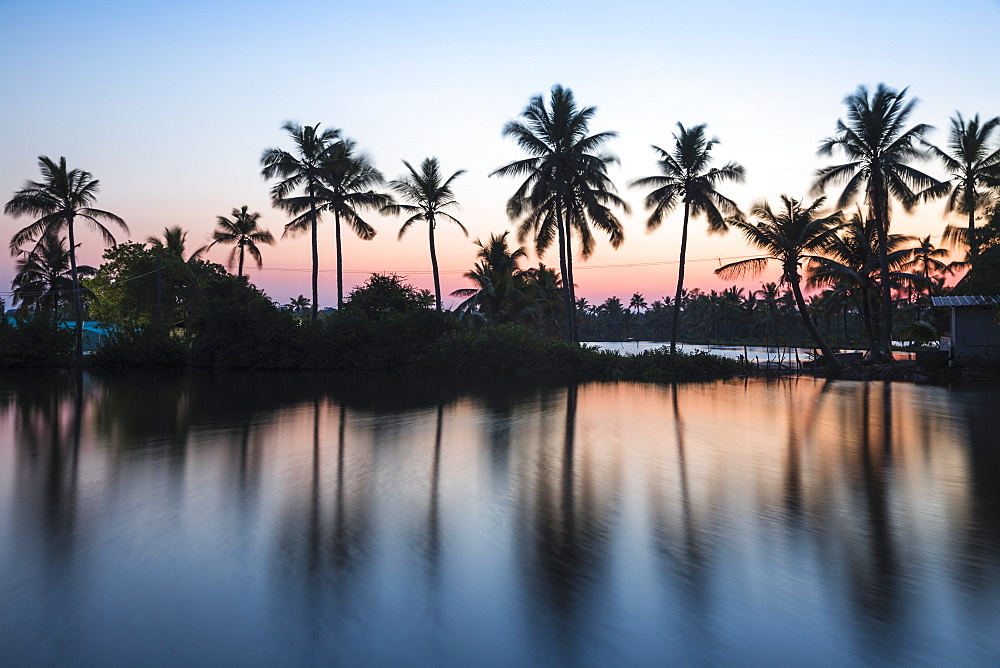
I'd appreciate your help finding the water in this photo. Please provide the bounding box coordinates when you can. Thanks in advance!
[1,371,998,665]
[588,341,917,362]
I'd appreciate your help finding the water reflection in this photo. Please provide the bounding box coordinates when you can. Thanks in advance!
[1,371,998,665]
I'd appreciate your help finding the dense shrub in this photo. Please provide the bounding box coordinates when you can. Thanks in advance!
[90,326,188,367]
[417,323,619,375]
[616,347,745,380]
[0,311,75,367]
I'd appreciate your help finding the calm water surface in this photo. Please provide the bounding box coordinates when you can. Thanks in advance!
[1,371,998,666]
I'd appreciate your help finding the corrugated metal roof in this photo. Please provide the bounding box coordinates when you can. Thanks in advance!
[931,295,1000,307]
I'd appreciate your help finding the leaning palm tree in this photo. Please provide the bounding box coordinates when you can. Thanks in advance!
[196,206,275,278]
[5,156,128,359]
[491,85,627,343]
[925,113,1000,262]
[715,196,843,377]
[261,121,340,320]
[282,139,391,308]
[146,226,189,260]
[631,123,745,352]
[384,157,466,311]
[812,84,948,361]
[12,229,97,313]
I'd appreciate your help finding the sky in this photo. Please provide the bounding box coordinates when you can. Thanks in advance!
[3,0,1000,309]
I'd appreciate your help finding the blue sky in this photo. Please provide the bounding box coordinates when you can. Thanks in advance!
[3,0,1000,306]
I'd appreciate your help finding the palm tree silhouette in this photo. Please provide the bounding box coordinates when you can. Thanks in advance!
[812,84,947,361]
[491,85,627,343]
[926,113,1000,262]
[146,226,190,260]
[451,231,529,322]
[384,157,466,311]
[282,139,391,308]
[900,235,954,301]
[261,122,340,320]
[197,206,275,278]
[716,196,843,376]
[631,123,745,353]
[287,295,310,318]
[807,211,917,356]
[12,230,96,314]
[5,156,128,359]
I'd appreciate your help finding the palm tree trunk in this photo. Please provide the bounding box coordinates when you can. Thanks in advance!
[238,241,245,278]
[871,194,893,362]
[555,206,574,343]
[789,270,841,377]
[967,175,978,262]
[428,216,442,311]
[66,215,83,362]
[565,219,579,344]
[669,204,691,353]
[308,185,320,322]
[335,209,344,309]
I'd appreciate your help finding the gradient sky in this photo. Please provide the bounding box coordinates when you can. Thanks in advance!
[3,0,1000,309]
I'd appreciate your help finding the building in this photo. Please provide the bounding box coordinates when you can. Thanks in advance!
[931,296,1000,363]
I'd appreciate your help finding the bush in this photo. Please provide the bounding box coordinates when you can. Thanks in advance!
[416,323,618,375]
[0,311,75,367]
[90,325,188,367]
[616,347,745,381]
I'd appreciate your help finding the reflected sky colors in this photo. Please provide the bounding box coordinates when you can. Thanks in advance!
[3,1,1000,305]
[1,372,998,664]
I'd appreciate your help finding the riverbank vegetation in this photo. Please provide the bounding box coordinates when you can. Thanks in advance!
[4,83,1000,377]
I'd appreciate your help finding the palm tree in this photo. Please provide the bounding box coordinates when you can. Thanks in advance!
[12,229,97,313]
[926,113,1000,262]
[5,156,128,359]
[146,226,189,260]
[900,235,955,300]
[715,196,843,377]
[807,211,917,356]
[261,121,340,321]
[631,123,745,352]
[282,139,391,308]
[753,282,782,346]
[197,206,275,278]
[287,295,310,318]
[491,85,627,343]
[384,157,466,311]
[812,84,947,361]
[519,264,565,337]
[451,231,529,322]
[629,292,648,314]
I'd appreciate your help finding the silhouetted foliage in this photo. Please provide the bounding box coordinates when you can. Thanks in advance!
[343,273,434,318]
[0,310,74,367]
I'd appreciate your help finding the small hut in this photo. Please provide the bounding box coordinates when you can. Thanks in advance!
[931,296,1000,362]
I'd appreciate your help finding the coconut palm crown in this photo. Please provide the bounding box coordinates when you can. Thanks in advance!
[925,112,1000,261]
[146,226,190,260]
[197,206,275,277]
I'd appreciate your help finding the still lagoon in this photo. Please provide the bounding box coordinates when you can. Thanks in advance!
[1,371,998,665]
